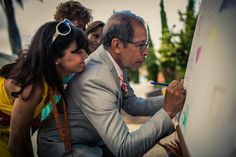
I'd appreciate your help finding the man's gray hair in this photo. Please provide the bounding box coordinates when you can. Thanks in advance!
[103,10,145,49]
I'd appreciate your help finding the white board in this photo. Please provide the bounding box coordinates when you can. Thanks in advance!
[179,0,236,156]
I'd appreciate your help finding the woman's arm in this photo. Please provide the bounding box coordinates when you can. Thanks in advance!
[8,84,42,157]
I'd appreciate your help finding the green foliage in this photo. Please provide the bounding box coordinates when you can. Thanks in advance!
[158,0,176,83]
[145,25,159,81]
[127,70,139,83]
[158,0,197,82]
[175,0,197,79]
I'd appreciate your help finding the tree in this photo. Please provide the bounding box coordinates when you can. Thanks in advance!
[0,0,42,55]
[127,70,139,83]
[158,0,197,82]
[158,0,176,83]
[175,0,197,79]
[145,25,159,81]
[0,0,23,55]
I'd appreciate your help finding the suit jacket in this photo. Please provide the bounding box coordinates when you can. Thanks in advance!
[37,46,175,157]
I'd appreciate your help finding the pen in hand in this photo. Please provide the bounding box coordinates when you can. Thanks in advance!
[150,81,169,87]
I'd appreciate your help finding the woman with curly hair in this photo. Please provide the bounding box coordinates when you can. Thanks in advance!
[0,19,88,157]
[54,0,93,31]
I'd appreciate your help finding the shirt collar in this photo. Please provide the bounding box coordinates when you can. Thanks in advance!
[106,50,123,77]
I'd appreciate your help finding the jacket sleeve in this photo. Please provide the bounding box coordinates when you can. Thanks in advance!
[122,81,165,116]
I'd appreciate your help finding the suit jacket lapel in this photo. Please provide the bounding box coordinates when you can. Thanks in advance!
[97,46,123,110]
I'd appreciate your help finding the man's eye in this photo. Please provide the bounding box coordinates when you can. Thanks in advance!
[139,44,145,48]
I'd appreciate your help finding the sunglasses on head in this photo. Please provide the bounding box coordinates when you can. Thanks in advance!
[52,18,74,43]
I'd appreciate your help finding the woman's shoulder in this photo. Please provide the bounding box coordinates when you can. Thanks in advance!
[19,81,44,103]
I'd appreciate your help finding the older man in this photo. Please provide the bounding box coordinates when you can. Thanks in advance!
[38,11,186,157]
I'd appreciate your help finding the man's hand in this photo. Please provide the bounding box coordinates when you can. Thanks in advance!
[163,80,186,119]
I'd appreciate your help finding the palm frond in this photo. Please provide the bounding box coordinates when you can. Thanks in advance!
[15,0,23,9]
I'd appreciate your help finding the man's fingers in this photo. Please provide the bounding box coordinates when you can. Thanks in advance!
[172,82,184,91]
[168,80,180,88]
[179,88,186,94]
[168,79,184,88]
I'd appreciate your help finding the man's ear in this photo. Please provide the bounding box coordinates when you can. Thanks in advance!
[111,38,123,54]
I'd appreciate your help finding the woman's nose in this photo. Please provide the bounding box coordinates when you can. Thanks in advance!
[97,37,103,45]
[82,50,88,59]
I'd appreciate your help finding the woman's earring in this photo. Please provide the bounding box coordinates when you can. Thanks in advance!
[55,60,60,65]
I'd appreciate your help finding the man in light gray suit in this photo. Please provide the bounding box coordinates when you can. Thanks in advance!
[37,11,186,157]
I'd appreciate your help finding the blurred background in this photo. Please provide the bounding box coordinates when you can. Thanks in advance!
[0,2,202,154]
[0,0,201,89]
[0,1,202,127]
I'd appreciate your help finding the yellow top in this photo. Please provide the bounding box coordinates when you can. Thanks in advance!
[0,76,48,131]
[0,76,49,155]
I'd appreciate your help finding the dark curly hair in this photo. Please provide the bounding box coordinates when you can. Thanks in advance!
[54,0,92,25]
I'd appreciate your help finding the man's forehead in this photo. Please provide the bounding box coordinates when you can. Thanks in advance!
[132,25,147,41]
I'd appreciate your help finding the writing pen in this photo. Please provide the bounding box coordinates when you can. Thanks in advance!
[150,81,169,87]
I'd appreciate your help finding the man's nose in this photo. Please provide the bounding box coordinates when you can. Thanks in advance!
[142,48,148,56]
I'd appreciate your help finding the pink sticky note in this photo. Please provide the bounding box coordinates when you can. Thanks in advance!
[195,47,202,63]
